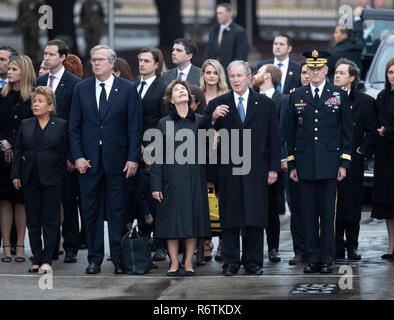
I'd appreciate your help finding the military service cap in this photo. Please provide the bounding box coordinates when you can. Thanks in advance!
[303,50,331,68]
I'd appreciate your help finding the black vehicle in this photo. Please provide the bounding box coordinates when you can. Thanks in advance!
[362,32,394,99]
[360,8,394,81]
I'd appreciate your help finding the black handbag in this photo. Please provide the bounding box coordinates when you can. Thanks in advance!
[121,225,152,275]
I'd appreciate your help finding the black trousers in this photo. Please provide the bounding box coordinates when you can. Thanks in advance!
[24,180,61,266]
[335,220,360,253]
[222,226,263,269]
[289,179,305,257]
[299,179,336,265]
[78,150,127,268]
[266,176,281,250]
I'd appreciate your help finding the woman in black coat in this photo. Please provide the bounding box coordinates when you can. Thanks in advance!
[0,55,35,263]
[371,58,394,259]
[11,86,68,274]
[150,80,222,277]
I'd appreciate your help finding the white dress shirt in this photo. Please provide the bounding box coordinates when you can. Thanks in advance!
[137,75,156,99]
[261,88,276,99]
[233,89,250,115]
[274,57,289,91]
[95,74,114,110]
[177,63,192,81]
[46,66,65,92]
[310,80,326,98]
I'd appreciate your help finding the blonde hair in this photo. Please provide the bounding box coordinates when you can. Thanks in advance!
[1,55,36,102]
[200,59,228,96]
[31,86,57,116]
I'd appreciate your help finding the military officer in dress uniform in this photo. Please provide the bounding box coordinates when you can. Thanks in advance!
[286,50,353,274]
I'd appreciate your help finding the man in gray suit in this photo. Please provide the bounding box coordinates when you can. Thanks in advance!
[162,38,201,87]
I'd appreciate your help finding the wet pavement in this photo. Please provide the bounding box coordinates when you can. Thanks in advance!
[0,208,393,300]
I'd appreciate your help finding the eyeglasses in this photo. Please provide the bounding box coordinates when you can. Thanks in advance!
[90,58,110,64]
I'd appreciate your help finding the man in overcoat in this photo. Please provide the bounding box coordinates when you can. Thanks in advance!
[206,60,280,276]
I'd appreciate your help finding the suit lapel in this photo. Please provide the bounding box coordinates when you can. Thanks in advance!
[26,118,37,149]
[39,116,57,149]
[143,77,158,101]
[227,91,242,126]
[244,90,260,126]
[302,86,315,106]
[55,71,68,97]
[102,76,120,119]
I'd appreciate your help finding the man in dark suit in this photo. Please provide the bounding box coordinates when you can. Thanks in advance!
[203,2,249,72]
[287,50,353,274]
[69,45,142,274]
[135,47,168,261]
[206,60,280,276]
[162,38,201,87]
[327,7,364,81]
[252,64,284,263]
[135,47,168,137]
[37,39,81,264]
[334,58,377,261]
[256,35,301,95]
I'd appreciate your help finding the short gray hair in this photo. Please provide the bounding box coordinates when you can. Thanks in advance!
[227,60,251,77]
[90,45,117,62]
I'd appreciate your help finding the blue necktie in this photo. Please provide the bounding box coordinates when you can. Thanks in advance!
[277,63,283,93]
[177,71,184,80]
[237,96,246,122]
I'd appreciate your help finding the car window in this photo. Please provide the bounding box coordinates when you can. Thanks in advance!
[370,43,394,83]
[362,19,394,56]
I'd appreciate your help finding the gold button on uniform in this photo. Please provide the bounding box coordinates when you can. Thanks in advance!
[315,110,318,113]
[314,137,318,140]
[314,128,318,131]
[315,119,318,123]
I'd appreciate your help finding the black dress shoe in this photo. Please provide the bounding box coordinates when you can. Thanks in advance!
[64,253,77,263]
[114,266,124,274]
[381,252,394,260]
[85,263,101,274]
[166,269,179,277]
[245,263,264,275]
[303,263,321,273]
[184,270,195,276]
[320,264,333,274]
[222,264,239,276]
[335,250,345,260]
[268,249,281,262]
[289,255,304,265]
[347,250,361,261]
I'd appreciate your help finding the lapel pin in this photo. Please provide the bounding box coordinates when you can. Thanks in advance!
[60,83,64,87]
[115,88,118,92]
[289,71,293,76]
[51,122,55,125]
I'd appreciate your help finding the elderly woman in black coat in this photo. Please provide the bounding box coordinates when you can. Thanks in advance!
[372,58,394,260]
[150,79,224,276]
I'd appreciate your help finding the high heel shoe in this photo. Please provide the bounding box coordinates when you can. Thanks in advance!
[28,265,40,273]
[1,245,12,263]
[15,245,25,262]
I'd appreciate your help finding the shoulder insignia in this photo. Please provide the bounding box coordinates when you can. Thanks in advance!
[290,88,296,94]
[341,86,348,92]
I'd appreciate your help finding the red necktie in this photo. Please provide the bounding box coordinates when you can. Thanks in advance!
[49,75,55,89]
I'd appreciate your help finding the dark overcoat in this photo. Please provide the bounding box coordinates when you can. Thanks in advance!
[337,90,377,221]
[205,89,280,229]
[150,110,211,239]
[372,89,394,205]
